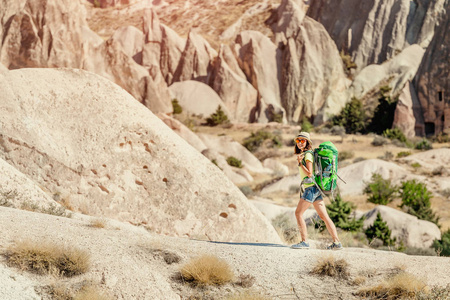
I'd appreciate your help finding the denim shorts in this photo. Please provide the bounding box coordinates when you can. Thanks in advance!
[302,185,323,203]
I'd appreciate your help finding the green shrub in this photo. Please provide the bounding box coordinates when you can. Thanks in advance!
[415,138,432,150]
[397,151,411,158]
[242,130,281,152]
[171,99,182,114]
[271,112,283,123]
[314,194,364,232]
[340,50,357,75]
[300,117,313,132]
[383,128,407,143]
[206,106,229,126]
[432,229,450,257]
[226,156,242,168]
[399,180,439,226]
[411,162,421,169]
[332,97,366,134]
[364,173,398,205]
[365,212,396,246]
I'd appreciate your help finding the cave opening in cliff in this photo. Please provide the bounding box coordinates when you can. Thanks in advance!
[425,122,435,137]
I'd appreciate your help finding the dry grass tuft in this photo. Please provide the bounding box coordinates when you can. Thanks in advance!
[180,254,234,286]
[235,274,256,288]
[351,275,367,286]
[5,241,90,277]
[90,218,107,228]
[73,285,110,300]
[47,282,109,300]
[311,255,350,279]
[357,272,427,299]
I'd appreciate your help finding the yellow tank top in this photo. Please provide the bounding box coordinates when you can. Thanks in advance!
[299,152,314,188]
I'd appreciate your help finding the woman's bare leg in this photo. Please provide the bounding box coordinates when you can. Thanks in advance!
[313,200,339,242]
[295,198,311,241]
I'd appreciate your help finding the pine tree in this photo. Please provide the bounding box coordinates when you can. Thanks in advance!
[365,212,396,246]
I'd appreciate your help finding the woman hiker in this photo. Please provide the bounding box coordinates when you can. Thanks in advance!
[291,132,343,250]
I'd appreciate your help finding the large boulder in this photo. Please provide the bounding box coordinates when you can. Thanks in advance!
[307,0,446,70]
[414,1,450,136]
[349,45,425,99]
[168,80,231,119]
[337,159,425,196]
[364,205,441,248]
[0,68,280,243]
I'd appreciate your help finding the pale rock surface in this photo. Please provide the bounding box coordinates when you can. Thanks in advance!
[263,158,289,177]
[235,31,286,123]
[168,80,231,119]
[0,158,60,211]
[111,26,144,64]
[350,45,425,99]
[271,0,306,43]
[208,45,258,123]
[364,205,441,248]
[96,0,137,9]
[399,148,450,180]
[307,0,446,69]
[0,263,41,300]
[274,2,349,124]
[156,113,207,153]
[2,206,450,299]
[0,68,280,243]
[392,81,418,139]
[261,174,300,195]
[201,149,253,184]
[414,2,449,136]
[337,159,425,196]
[197,133,271,175]
[172,29,218,84]
[0,62,7,74]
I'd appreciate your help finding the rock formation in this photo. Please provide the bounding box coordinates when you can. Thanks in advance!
[207,45,259,123]
[275,10,349,124]
[0,0,172,114]
[168,80,231,119]
[235,31,286,123]
[0,68,280,243]
[414,1,450,136]
[307,0,446,70]
[364,205,441,248]
[349,44,425,99]
[172,29,217,84]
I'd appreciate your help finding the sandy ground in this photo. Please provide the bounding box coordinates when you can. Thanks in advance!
[1,206,449,299]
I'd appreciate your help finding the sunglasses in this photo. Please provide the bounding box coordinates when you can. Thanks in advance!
[295,139,307,144]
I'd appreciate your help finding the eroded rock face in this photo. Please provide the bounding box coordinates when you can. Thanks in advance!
[0,0,172,114]
[235,31,286,123]
[172,29,218,84]
[393,82,418,139]
[208,45,258,123]
[414,2,450,136]
[350,44,425,99]
[307,0,446,70]
[278,15,349,124]
[0,68,281,243]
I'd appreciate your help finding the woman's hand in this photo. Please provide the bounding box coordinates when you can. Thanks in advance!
[297,154,304,164]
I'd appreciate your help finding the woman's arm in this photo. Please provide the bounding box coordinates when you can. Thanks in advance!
[297,154,313,177]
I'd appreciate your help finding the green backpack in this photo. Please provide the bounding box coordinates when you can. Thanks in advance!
[302,141,341,199]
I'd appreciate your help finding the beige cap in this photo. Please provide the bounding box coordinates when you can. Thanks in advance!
[296,132,312,145]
